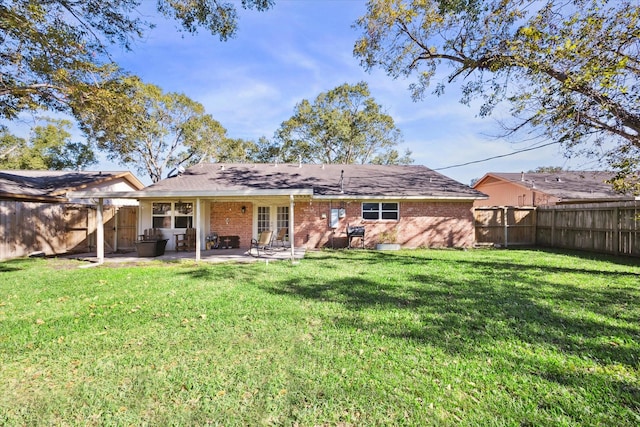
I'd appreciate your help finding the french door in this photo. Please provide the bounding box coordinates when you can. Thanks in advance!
[256,205,289,239]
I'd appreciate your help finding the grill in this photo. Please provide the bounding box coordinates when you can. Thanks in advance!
[347,225,365,249]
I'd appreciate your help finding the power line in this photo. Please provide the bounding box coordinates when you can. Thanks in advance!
[433,141,561,171]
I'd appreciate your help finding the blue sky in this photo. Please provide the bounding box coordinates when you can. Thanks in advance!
[13,0,595,185]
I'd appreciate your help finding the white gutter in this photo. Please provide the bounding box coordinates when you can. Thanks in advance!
[311,194,488,201]
[68,189,485,202]
[68,188,315,199]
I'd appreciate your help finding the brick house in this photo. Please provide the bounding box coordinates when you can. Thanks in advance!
[71,163,487,261]
[472,171,634,207]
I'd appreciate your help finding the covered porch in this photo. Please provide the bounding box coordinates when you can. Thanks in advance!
[68,188,313,265]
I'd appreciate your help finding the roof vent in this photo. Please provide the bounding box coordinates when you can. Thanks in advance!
[220,165,225,170]
[520,172,524,181]
[556,177,562,182]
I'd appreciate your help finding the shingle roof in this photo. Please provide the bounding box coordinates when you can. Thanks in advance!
[476,171,623,200]
[142,163,485,199]
[0,170,143,201]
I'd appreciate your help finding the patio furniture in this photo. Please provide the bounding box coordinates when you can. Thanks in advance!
[139,228,163,241]
[175,228,196,251]
[206,233,219,250]
[250,230,273,257]
[272,228,288,248]
[218,235,240,249]
[135,228,168,257]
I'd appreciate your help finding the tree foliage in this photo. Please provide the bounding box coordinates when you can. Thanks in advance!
[0,0,274,121]
[275,82,410,165]
[529,166,564,174]
[354,0,640,193]
[76,79,227,183]
[0,119,96,170]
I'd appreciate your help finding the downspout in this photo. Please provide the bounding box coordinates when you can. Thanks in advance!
[195,198,201,262]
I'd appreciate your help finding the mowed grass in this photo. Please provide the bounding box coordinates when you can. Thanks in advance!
[0,249,639,426]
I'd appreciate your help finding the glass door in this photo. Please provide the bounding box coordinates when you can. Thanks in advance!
[256,205,289,236]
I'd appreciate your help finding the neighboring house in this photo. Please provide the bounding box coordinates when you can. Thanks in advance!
[0,170,144,259]
[71,163,487,262]
[472,171,637,207]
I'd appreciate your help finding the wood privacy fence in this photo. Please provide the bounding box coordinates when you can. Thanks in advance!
[0,201,138,260]
[474,202,639,257]
[474,206,537,247]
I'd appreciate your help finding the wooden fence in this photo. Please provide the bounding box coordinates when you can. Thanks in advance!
[474,201,639,257]
[0,201,138,260]
[474,206,537,247]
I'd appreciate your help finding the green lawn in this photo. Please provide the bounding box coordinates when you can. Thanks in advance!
[1,249,639,426]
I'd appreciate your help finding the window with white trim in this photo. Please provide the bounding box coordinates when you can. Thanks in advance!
[362,202,399,220]
[152,202,193,228]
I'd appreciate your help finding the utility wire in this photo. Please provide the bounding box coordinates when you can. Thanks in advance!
[433,141,561,171]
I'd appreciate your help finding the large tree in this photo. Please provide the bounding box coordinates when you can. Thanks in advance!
[77,79,227,183]
[354,0,640,193]
[0,0,274,121]
[0,119,96,170]
[275,82,410,165]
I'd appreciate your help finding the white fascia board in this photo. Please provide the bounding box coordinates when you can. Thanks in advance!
[311,194,487,201]
[67,190,143,199]
[68,188,314,199]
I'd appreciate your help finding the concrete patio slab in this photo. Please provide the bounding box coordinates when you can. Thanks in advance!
[65,246,306,265]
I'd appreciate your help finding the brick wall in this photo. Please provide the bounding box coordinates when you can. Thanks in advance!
[209,201,253,248]
[294,200,475,249]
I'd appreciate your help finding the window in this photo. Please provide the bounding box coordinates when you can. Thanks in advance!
[362,202,399,221]
[174,202,193,228]
[152,202,193,228]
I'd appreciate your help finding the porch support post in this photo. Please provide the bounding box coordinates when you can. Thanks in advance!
[96,198,105,264]
[289,194,295,261]
[195,197,201,262]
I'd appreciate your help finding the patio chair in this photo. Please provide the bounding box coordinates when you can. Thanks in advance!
[250,230,273,257]
[175,228,196,251]
[272,227,288,248]
[139,228,163,241]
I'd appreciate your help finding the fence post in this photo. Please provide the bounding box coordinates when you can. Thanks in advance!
[613,206,620,255]
[503,206,509,248]
[551,209,556,247]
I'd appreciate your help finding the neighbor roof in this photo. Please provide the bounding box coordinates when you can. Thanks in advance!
[0,170,144,202]
[473,171,630,201]
[140,163,486,200]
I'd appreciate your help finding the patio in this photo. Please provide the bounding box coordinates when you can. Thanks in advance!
[67,246,307,265]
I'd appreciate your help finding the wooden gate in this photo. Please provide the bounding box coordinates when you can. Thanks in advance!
[474,206,536,247]
[64,205,137,254]
[113,206,137,251]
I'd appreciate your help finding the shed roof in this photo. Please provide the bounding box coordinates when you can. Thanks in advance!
[141,163,486,200]
[0,170,144,202]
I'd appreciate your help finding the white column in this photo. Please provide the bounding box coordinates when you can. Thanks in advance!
[289,194,295,261]
[96,198,104,264]
[195,198,201,262]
